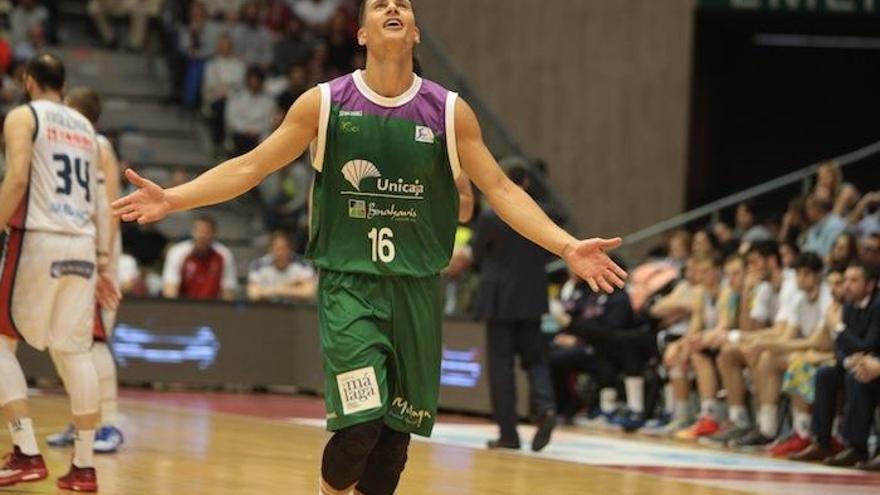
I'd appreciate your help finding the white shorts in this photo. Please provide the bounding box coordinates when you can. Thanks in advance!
[0,230,96,353]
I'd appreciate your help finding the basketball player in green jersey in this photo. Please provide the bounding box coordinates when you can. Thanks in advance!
[114,1,627,493]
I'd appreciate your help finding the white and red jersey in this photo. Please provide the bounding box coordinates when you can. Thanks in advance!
[9,100,99,238]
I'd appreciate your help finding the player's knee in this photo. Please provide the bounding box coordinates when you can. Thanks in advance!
[378,429,411,467]
[324,420,384,466]
[53,350,99,416]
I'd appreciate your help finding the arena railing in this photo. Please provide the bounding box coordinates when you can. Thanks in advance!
[546,137,880,272]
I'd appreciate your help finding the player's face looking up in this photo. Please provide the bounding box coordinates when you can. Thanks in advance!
[358,0,420,51]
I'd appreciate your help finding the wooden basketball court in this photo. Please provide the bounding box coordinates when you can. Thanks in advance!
[3,394,752,495]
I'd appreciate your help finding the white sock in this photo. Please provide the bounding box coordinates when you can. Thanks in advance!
[759,405,779,438]
[729,405,749,428]
[599,388,617,414]
[101,400,119,427]
[832,415,843,438]
[9,418,39,456]
[663,384,675,415]
[700,399,717,419]
[73,430,95,468]
[793,411,811,439]
[674,401,689,421]
[624,377,645,413]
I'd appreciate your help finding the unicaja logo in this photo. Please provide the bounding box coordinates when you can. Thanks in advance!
[342,159,381,191]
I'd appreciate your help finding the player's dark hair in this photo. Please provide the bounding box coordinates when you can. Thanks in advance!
[25,53,65,92]
[793,252,824,274]
[65,87,101,125]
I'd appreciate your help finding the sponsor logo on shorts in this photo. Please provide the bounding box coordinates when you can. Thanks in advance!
[50,260,95,279]
[337,367,382,416]
[389,397,433,428]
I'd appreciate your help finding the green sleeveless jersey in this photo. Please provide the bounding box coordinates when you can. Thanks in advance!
[306,70,461,277]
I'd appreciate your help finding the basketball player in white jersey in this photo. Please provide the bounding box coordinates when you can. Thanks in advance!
[0,53,118,492]
[46,87,125,454]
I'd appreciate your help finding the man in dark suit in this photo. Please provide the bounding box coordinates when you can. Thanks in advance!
[471,165,557,452]
[792,261,879,465]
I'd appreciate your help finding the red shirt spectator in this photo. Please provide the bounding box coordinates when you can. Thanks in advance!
[162,216,238,300]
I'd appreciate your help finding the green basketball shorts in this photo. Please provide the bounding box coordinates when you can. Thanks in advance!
[318,269,442,437]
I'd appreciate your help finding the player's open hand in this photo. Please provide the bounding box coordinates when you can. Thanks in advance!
[112,169,172,224]
[96,271,121,310]
[562,237,627,293]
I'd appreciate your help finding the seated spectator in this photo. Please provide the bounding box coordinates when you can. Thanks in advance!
[257,0,291,33]
[272,15,315,75]
[162,215,238,300]
[828,233,859,269]
[779,196,807,246]
[734,201,772,245]
[247,231,316,303]
[666,255,743,439]
[202,33,245,156]
[850,354,880,471]
[292,0,341,31]
[13,24,47,63]
[813,162,860,218]
[792,262,879,466]
[87,0,163,51]
[326,9,355,74]
[225,66,275,156]
[859,233,880,266]
[847,190,879,238]
[747,264,845,458]
[802,195,846,258]
[178,1,223,108]
[714,252,830,448]
[275,63,308,116]
[691,228,720,260]
[232,1,273,69]
[203,0,243,21]
[117,251,143,295]
[10,0,49,46]
[550,271,633,422]
[258,158,313,233]
[779,240,800,270]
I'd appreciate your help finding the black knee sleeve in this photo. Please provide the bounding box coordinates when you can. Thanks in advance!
[321,419,385,490]
[356,428,412,495]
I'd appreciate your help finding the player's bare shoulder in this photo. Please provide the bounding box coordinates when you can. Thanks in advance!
[3,104,36,135]
[282,86,322,133]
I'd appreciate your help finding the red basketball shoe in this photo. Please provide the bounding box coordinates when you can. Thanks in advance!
[0,446,48,486]
[57,464,98,492]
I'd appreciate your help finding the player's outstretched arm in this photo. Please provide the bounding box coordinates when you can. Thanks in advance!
[0,106,35,230]
[454,98,626,293]
[113,88,321,223]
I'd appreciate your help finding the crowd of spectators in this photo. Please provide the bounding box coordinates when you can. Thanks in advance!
[547,163,879,470]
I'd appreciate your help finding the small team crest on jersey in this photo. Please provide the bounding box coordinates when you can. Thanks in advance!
[50,260,95,279]
[337,366,381,416]
[415,125,435,144]
[348,199,367,219]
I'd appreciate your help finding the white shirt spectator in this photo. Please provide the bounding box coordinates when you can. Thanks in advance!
[784,290,831,338]
[202,54,246,105]
[774,268,799,325]
[162,240,238,296]
[10,2,49,44]
[225,88,276,138]
[118,253,140,289]
[289,0,340,28]
[231,22,274,67]
[248,254,315,291]
[749,281,778,326]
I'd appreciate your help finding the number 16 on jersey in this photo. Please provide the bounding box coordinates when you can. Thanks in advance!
[368,227,396,263]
